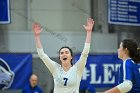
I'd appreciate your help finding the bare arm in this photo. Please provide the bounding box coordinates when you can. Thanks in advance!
[104,87,121,93]
[32,23,43,48]
[83,18,94,44]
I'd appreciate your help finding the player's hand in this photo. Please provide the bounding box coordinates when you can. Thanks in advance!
[83,18,94,32]
[32,23,42,36]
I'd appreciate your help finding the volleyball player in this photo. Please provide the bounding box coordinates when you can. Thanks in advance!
[32,18,94,93]
[104,39,140,93]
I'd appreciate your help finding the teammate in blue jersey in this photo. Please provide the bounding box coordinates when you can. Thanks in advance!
[32,18,94,93]
[104,39,140,93]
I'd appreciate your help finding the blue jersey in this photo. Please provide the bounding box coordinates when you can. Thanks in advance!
[22,84,43,93]
[119,58,140,93]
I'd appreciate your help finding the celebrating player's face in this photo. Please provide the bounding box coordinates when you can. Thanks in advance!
[59,48,72,64]
[118,42,126,60]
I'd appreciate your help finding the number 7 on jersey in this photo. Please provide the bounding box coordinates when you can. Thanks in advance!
[63,78,68,86]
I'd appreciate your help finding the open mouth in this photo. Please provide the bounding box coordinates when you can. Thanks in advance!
[63,58,67,60]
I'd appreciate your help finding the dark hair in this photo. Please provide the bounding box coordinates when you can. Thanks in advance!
[59,46,73,65]
[122,39,140,63]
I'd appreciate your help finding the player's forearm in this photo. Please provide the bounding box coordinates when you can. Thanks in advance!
[35,35,43,49]
[104,80,132,93]
[85,31,92,44]
[81,32,91,59]
[104,87,121,93]
[82,43,90,55]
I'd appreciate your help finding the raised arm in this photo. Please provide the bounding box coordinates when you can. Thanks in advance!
[81,18,94,58]
[83,18,94,44]
[76,18,94,76]
[32,23,43,48]
[32,23,58,75]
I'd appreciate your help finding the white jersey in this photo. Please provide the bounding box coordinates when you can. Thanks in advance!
[37,43,90,93]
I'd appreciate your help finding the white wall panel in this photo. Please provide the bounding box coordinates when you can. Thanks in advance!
[7,31,118,57]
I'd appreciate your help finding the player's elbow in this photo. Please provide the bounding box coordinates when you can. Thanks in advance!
[38,52,43,58]
[126,81,133,92]
[117,80,133,93]
[37,48,45,58]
